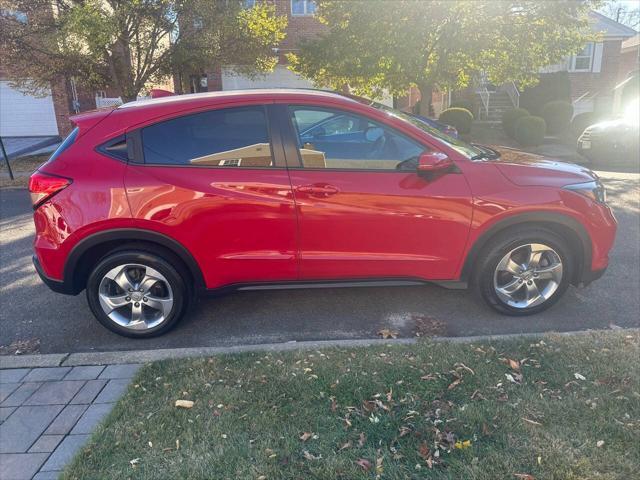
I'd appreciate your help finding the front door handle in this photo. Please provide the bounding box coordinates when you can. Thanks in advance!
[295,184,340,195]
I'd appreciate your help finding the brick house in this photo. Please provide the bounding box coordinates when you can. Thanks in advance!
[184,0,324,93]
[446,11,637,121]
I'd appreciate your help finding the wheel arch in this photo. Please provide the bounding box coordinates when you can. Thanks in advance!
[460,212,591,285]
[64,229,206,294]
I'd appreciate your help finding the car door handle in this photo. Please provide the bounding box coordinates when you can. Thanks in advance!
[295,184,340,195]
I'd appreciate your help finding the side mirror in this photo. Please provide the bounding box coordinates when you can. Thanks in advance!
[417,151,454,175]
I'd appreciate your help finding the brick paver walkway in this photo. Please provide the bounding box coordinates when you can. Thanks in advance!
[0,364,141,480]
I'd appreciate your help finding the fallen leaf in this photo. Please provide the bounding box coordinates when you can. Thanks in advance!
[508,358,521,371]
[574,373,586,381]
[355,458,372,471]
[454,440,472,449]
[175,400,194,409]
[358,432,366,447]
[300,432,313,442]
[338,441,352,451]
[129,458,140,466]
[514,475,535,480]
[377,329,399,339]
[448,377,462,390]
[418,441,430,460]
[302,450,321,461]
[376,453,383,474]
[596,440,605,447]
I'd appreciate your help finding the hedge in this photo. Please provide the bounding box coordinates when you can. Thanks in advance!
[541,100,573,134]
[502,108,530,138]
[514,115,546,146]
[520,72,571,116]
[450,99,475,115]
[439,108,473,134]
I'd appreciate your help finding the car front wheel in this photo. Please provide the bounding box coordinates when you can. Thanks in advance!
[476,228,573,315]
[86,250,189,337]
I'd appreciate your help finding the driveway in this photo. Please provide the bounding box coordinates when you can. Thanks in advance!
[1,169,638,355]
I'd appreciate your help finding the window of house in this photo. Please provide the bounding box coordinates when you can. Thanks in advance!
[142,106,275,168]
[570,42,593,72]
[289,107,425,170]
[291,0,317,16]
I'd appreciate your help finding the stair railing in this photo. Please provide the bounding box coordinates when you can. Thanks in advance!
[478,85,490,120]
[505,81,520,108]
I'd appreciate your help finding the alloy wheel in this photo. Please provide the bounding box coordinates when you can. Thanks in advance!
[98,263,174,331]
[493,243,563,309]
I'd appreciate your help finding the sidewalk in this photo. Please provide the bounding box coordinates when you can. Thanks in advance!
[0,364,141,480]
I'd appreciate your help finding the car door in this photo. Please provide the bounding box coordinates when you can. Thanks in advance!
[280,103,473,281]
[123,103,298,289]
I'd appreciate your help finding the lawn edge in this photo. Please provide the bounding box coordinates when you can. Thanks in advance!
[1,327,636,369]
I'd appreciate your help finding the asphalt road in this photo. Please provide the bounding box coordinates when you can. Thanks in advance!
[1,169,638,354]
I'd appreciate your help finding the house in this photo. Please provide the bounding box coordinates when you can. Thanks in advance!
[460,11,637,121]
[187,0,323,93]
[0,9,99,139]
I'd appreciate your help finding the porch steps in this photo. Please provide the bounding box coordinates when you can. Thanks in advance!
[475,91,515,122]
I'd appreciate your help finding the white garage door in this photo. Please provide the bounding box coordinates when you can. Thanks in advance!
[222,66,314,90]
[0,81,59,137]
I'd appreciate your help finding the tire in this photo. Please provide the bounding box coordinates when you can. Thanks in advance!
[475,227,574,316]
[86,250,190,337]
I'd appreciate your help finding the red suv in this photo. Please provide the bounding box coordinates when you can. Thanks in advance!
[29,90,616,337]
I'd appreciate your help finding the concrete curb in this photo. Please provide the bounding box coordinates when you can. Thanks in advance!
[1,328,637,369]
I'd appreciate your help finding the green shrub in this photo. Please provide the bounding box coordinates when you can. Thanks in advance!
[571,111,600,136]
[450,99,475,114]
[520,72,571,116]
[514,115,546,146]
[541,100,573,133]
[502,108,530,138]
[439,107,473,134]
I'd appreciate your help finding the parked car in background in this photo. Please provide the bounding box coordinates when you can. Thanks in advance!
[577,99,640,169]
[30,89,616,337]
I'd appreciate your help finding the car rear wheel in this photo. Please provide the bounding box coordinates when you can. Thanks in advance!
[476,228,574,316]
[86,251,189,337]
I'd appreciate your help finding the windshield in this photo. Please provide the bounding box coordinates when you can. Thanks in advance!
[345,95,484,159]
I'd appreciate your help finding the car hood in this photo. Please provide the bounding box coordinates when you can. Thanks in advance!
[486,146,597,187]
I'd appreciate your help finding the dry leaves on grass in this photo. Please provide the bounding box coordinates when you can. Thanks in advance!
[514,474,535,480]
[377,328,399,339]
[302,450,321,461]
[299,432,313,442]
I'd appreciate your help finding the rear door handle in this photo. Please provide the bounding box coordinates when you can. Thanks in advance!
[295,184,340,195]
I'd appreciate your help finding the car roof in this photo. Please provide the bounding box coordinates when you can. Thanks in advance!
[117,88,360,111]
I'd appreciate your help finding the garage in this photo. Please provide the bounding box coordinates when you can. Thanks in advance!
[0,80,59,137]
[221,65,314,90]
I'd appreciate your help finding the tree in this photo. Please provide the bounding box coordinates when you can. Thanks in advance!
[288,0,599,114]
[599,0,639,30]
[0,0,287,102]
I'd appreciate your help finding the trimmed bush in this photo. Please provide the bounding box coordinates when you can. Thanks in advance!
[450,99,475,114]
[502,108,530,138]
[514,115,546,147]
[439,107,473,134]
[571,111,600,137]
[541,100,573,134]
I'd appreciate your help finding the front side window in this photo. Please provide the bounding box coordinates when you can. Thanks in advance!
[570,42,593,72]
[141,106,274,167]
[291,0,316,16]
[289,107,424,170]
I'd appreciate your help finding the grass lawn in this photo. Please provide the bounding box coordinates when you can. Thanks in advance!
[63,331,639,479]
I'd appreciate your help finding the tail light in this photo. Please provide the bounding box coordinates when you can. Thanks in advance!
[28,171,72,208]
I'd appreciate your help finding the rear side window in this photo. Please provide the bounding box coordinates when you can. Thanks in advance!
[141,106,274,167]
[47,127,78,163]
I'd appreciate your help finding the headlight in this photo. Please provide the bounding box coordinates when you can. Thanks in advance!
[564,180,607,204]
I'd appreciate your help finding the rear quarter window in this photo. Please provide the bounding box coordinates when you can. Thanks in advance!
[141,106,274,168]
[42,127,79,166]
